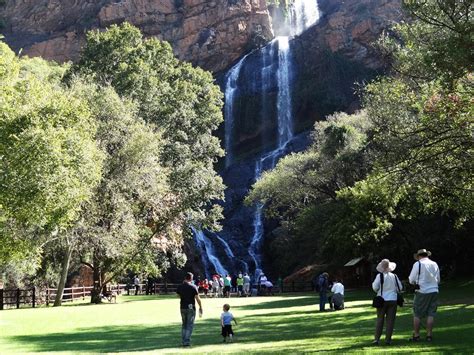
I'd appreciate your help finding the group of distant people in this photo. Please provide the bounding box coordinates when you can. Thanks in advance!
[192,273,250,298]
[191,272,277,298]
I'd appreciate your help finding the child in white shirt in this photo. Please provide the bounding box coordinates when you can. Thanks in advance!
[221,304,237,342]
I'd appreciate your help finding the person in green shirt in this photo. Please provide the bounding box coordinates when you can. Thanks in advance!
[237,274,244,297]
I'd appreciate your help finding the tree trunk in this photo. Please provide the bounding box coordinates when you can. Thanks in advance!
[90,254,102,304]
[53,244,73,307]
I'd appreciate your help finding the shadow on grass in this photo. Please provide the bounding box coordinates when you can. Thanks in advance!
[236,295,317,310]
[9,298,474,353]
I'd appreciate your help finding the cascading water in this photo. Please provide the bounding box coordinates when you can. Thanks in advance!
[195,0,320,278]
[193,229,228,277]
[224,54,249,168]
[248,1,320,276]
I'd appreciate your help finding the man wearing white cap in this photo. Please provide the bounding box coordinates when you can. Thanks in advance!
[408,249,440,342]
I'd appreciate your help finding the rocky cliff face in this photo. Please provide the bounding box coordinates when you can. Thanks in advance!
[0,0,273,72]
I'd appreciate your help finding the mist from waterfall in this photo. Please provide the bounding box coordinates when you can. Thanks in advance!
[289,0,320,36]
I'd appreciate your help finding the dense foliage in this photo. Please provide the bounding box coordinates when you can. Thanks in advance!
[0,24,225,300]
[247,0,473,276]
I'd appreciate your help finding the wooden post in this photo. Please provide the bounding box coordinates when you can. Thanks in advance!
[46,288,50,306]
[0,289,3,310]
[292,281,295,292]
[164,281,168,294]
[83,286,85,300]
[32,287,36,308]
[16,288,21,309]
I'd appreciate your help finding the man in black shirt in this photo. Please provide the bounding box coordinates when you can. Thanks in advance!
[176,272,203,347]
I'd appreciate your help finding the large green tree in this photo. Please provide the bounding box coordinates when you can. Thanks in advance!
[0,43,103,265]
[66,23,225,232]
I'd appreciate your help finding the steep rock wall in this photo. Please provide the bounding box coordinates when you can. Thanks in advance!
[0,0,273,72]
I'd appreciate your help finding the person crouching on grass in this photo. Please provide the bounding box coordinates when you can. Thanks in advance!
[221,304,237,343]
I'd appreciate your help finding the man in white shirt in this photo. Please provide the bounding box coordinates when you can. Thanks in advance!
[408,249,440,342]
[330,280,345,310]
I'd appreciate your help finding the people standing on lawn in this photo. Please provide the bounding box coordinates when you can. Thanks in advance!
[212,275,220,298]
[317,272,330,311]
[330,279,345,310]
[224,274,232,298]
[221,303,237,343]
[259,273,268,294]
[176,272,203,347]
[201,278,209,297]
[408,249,440,342]
[133,275,140,295]
[219,275,225,297]
[231,274,238,293]
[237,273,244,297]
[243,273,251,296]
[372,259,403,346]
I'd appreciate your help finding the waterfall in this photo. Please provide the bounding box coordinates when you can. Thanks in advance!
[193,229,228,277]
[196,0,321,278]
[212,232,235,259]
[224,54,249,168]
[247,1,320,275]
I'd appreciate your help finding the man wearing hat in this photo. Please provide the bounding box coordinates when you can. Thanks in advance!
[408,249,440,342]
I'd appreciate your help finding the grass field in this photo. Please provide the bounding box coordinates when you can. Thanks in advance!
[0,280,473,354]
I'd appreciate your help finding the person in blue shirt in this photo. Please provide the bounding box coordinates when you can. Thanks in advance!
[221,303,237,342]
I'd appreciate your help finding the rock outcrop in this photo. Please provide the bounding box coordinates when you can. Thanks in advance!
[0,0,273,72]
[299,0,404,70]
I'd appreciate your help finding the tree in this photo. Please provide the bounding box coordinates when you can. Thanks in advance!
[246,111,372,219]
[0,43,103,266]
[66,23,225,232]
[379,0,473,84]
[51,84,176,303]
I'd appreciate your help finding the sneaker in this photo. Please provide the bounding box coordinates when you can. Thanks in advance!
[409,335,420,342]
[426,336,433,342]
[371,340,379,346]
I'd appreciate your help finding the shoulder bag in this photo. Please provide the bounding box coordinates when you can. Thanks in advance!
[372,273,385,308]
[394,274,404,307]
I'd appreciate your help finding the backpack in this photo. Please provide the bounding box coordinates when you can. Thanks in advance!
[314,275,323,292]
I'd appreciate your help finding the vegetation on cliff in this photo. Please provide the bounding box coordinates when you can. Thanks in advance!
[247,0,473,276]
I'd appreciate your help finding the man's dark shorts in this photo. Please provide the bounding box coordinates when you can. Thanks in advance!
[414,292,438,318]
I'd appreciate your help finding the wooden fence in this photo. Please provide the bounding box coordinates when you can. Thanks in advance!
[0,281,315,310]
[0,283,182,310]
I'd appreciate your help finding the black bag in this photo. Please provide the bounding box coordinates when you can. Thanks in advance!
[395,274,404,307]
[372,295,385,308]
[397,293,404,307]
[372,273,385,308]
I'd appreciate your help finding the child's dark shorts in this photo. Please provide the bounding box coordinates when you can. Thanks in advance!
[221,325,234,337]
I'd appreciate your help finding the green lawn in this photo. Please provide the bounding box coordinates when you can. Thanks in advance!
[0,280,473,354]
